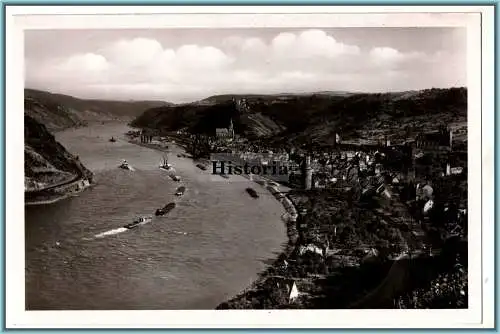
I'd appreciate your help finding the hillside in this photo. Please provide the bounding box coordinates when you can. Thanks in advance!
[25,88,171,131]
[130,87,467,145]
[25,114,93,198]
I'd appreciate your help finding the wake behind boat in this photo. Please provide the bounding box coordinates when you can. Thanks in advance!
[155,202,176,216]
[123,216,153,229]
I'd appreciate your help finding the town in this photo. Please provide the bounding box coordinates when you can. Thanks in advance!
[129,96,468,309]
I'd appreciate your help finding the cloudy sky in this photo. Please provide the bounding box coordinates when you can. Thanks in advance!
[25,28,466,103]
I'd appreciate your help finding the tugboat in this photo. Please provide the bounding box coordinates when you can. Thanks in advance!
[118,160,134,171]
[196,163,207,171]
[175,186,186,196]
[123,216,153,229]
[170,175,181,182]
[155,202,176,216]
[246,187,259,198]
[109,137,117,142]
[159,156,173,171]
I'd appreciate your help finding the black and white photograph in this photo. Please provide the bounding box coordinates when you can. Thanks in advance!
[6,5,494,329]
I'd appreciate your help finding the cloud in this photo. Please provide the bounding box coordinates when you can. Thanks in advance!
[101,38,164,68]
[227,29,360,62]
[176,44,231,69]
[370,47,404,62]
[25,29,465,102]
[285,29,360,58]
[57,53,109,72]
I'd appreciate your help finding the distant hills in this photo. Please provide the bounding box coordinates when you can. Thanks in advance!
[25,88,171,132]
[131,87,467,146]
[24,88,170,196]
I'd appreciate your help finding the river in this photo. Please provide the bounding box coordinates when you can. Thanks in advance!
[25,123,287,310]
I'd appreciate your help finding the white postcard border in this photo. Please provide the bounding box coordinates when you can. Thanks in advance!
[6,5,495,329]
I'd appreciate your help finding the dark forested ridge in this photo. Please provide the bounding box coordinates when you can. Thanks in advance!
[131,87,467,144]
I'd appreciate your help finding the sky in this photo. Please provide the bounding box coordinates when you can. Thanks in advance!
[25,28,466,103]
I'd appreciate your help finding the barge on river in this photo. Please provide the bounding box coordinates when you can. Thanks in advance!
[246,187,259,198]
[170,175,181,182]
[155,202,176,216]
[196,163,207,171]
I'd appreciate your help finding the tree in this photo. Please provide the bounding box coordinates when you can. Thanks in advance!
[189,133,211,159]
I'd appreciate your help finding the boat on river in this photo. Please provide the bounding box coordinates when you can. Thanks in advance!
[196,163,207,171]
[170,175,181,182]
[118,160,134,171]
[175,186,186,196]
[109,137,116,142]
[123,216,153,229]
[268,181,279,187]
[159,156,174,171]
[155,202,176,216]
[246,187,259,198]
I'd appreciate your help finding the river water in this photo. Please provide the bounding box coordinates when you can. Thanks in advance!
[25,123,287,310]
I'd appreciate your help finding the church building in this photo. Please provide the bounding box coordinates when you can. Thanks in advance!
[215,118,235,140]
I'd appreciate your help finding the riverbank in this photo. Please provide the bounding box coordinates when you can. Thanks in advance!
[217,184,468,309]
[25,177,93,206]
[25,115,95,207]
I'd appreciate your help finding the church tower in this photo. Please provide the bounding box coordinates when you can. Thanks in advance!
[228,118,234,138]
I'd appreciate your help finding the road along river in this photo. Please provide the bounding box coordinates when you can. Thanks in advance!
[25,123,287,310]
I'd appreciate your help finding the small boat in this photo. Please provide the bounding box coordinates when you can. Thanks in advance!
[170,175,181,182]
[196,163,207,171]
[159,156,173,171]
[123,216,153,229]
[119,160,134,171]
[155,202,176,216]
[246,187,259,198]
[109,137,116,142]
[175,186,186,196]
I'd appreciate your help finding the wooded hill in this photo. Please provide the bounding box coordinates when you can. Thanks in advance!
[131,87,467,146]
